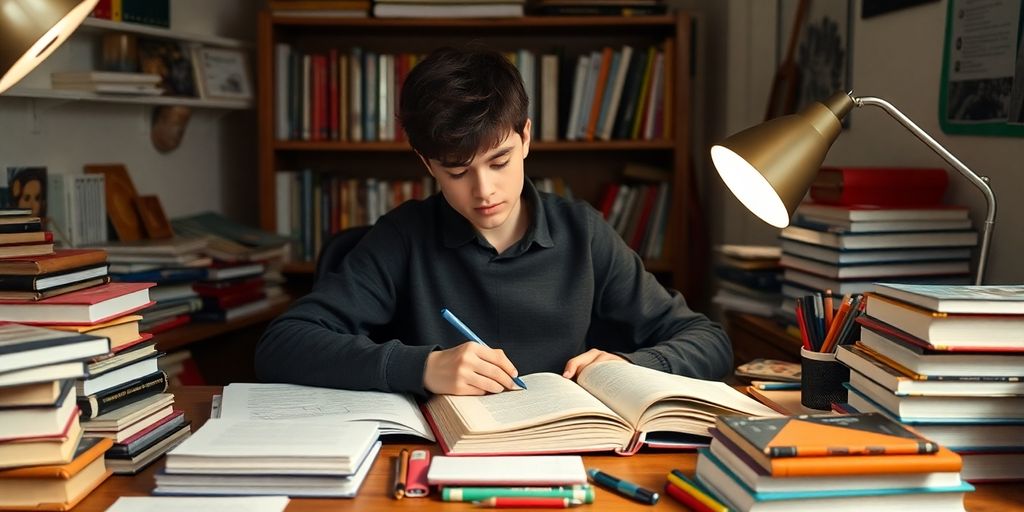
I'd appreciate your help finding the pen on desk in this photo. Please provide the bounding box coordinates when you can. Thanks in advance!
[443,485,594,502]
[751,380,801,391]
[587,468,659,505]
[441,308,528,390]
[473,497,584,508]
[668,470,728,512]
[392,449,409,499]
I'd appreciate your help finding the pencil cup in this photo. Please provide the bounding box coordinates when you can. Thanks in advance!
[800,347,849,410]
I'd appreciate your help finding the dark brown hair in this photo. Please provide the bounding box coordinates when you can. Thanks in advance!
[399,46,528,167]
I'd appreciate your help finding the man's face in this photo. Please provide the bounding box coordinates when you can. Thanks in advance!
[421,121,531,236]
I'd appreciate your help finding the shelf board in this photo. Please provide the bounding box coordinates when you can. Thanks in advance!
[269,14,676,28]
[2,87,252,109]
[80,18,249,48]
[274,139,674,152]
[282,261,316,274]
[153,299,291,353]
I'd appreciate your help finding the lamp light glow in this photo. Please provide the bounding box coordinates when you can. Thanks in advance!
[0,0,100,95]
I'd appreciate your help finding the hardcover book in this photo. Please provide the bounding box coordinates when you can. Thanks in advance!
[857,322,1024,378]
[0,250,107,276]
[872,283,1024,314]
[865,293,1024,350]
[716,413,938,460]
[0,437,113,511]
[0,323,110,374]
[424,361,778,455]
[0,282,154,325]
[809,167,949,207]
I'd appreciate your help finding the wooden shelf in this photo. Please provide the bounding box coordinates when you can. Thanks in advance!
[3,87,252,109]
[79,18,249,48]
[153,299,290,353]
[273,139,674,152]
[269,15,677,28]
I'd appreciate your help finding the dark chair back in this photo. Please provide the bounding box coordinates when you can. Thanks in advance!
[314,225,373,281]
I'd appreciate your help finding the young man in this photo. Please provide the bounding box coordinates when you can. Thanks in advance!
[256,47,731,396]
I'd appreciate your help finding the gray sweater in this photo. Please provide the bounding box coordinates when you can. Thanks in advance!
[255,179,732,395]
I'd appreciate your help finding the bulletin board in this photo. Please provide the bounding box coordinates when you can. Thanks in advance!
[938,0,1024,136]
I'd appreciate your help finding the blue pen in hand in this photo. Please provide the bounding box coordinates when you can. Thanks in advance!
[587,468,659,505]
[440,308,528,390]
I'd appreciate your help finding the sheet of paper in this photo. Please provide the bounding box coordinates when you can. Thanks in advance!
[105,496,289,512]
[220,382,434,440]
[168,418,377,460]
[427,455,587,486]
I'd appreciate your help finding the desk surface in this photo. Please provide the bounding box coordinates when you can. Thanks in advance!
[77,386,1024,512]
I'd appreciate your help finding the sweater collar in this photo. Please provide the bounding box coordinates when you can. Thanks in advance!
[440,177,554,251]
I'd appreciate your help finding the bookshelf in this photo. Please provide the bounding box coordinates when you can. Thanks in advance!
[256,12,700,297]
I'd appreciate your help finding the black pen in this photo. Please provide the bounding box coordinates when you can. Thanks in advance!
[587,468,659,505]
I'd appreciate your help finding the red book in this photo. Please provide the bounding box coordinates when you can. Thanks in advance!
[146,314,191,334]
[810,167,949,207]
[0,282,154,325]
[598,183,620,219]
[204,290,266,310]
[193,277,264,298]
[329,48,339,140]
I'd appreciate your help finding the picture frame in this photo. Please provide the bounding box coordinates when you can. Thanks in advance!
[777,0,854,121]
[195,47,253,100]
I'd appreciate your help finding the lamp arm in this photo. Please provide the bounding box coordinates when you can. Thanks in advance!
[853,95,996,285]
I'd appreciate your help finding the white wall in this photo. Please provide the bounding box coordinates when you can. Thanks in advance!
[0,0,258,222]
[701,0,1024,285]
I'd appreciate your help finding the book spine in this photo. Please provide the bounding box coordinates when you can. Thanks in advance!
[77,371,168,419]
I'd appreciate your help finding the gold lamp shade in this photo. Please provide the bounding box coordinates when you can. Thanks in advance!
[711,92,855,228]
[0,0,100,94]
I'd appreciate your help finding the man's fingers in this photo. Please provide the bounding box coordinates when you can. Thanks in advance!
[464,368,506,394]
[475,347,521,388]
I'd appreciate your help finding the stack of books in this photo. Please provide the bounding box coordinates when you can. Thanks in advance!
[696,413,974,511]
[372,0,526,18]
[836,283,1024,482]
[780,202,977,316]
[93,236,211,334]
[712,245,783,318]
[50,71,164,95]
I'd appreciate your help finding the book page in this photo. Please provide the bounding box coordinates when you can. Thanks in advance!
[219,383,434,441]
[106,497,289,512]
[577,361,778,426]
[437,373,626,433]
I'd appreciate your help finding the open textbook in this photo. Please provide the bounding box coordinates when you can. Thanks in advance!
[219,383,434,441]
[424,361,779,455]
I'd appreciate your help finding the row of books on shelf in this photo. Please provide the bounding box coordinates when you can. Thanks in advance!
[89,0,169,27]
[711,245,783,318]
[268,0,667,19]
[598,179,670,260]
[273,41,671,144]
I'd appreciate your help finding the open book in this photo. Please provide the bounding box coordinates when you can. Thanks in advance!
[423,361,779,455]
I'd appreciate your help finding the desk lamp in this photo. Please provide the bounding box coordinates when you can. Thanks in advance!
[710,91,996,285]
[0,0,99,94]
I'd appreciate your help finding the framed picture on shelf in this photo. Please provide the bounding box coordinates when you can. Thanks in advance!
[137,38,198,97]
[194,47,253,100]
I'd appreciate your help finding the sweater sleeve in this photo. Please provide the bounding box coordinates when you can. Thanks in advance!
[254,219,436,395]
[588,209,733,380]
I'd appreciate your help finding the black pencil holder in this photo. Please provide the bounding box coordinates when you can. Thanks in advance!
[800,347,850,410]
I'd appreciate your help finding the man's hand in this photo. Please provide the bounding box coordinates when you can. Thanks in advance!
[424,342,522,395]
[562,349,627,379]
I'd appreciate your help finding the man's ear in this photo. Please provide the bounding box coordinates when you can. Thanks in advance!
[521,118,532,159]
[415,151,436,178]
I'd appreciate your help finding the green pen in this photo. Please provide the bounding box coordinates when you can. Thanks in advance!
[442,485,595,503]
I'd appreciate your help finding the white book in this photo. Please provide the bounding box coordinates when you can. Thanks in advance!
[106,496,289,512]
[165,419,379,476]
[427,456,587,486]
[51,71,161,84]
[539,54,559,142]
[564,54,589,141]
[276,172,291,236]
[0,386,77,441]
[517,49,536,131]
[378,53,392,141]
[220,382,434,441]
[599,45,633,141]
[77,357,161,396]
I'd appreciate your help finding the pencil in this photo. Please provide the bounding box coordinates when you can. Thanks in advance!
[441,308,528,389]
[824,289,834,327]
[393,449,409,499]
[667,470,728,512]
[664,482,717,512]
[795,298,811,351]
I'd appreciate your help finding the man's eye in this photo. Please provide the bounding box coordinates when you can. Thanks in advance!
[492,161,509,169]
[449,171,466,179]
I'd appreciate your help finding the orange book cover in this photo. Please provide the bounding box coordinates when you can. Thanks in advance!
[765,445,961,477]
[0,249,107,276]
[718,413,938,459]
[0,437,112,479]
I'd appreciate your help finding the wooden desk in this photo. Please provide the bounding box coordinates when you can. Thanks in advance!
[77,386,1024,511]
